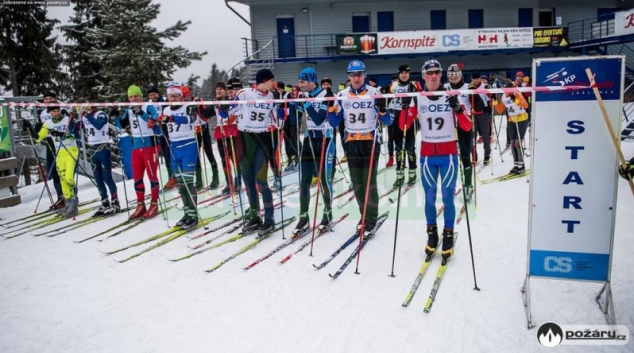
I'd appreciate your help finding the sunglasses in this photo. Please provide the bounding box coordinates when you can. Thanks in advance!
[348,72,365,78]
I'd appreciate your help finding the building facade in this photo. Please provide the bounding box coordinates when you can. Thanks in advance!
[231,0,633,87]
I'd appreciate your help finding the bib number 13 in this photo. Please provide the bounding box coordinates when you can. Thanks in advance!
[426,117,445,130]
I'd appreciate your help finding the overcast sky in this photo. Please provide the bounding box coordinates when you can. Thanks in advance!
[47,0,251,85]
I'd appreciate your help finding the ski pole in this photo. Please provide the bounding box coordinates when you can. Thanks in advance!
[354,128,379,275]
[309,132,328,256]
[389,108,410,277]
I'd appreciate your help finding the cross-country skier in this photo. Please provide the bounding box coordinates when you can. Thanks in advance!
[328,60,393,237]
[416,59,473,260]
[82,106,120,217]
[35,106,81,218]
[113,85,162,220]
[220,69,285,236]
[283,85,302,172]
[214,79,242,195]
[493,89,529,175]
[291,67,336,235]
[148,86,176,190]
[389,64,422,188]
[469,73,492,165]
[444,63,475,199]
[158,85,199,229]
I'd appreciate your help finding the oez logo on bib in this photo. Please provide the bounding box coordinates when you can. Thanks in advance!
[343,101,374,110]
[420,104,451,114]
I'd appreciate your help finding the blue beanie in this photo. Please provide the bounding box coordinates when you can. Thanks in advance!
[299,67,318,83]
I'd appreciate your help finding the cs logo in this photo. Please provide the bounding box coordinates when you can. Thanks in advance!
[543,256,573,273]
[443,35,460,47]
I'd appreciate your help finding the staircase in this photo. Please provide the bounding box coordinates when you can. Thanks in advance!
[224,39,275,84]
[595,44,634,86]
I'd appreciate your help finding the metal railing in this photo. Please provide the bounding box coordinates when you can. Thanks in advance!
[270,34,340,60]
[233,39,275,83]
[567,13,617,44]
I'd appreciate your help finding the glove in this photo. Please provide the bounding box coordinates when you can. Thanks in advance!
[219,104,230,112]
[401,96,412,109]
[272,90,284,109]
[446,95,463,113]
[124,126,132,135]
[50,130,64,138]
[147,118,156,129]
[375,98,387,113]
[158,114,169,122]
[22,120,32,131]
[619,163,634,180]
[110,107,120,117]
[133,107,144,116]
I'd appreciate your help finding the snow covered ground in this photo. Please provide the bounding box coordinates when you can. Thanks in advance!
[1,123,633,353]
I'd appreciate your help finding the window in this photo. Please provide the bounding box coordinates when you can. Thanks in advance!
[539,9,554,27]
[468,9,484,29]
[352,13,370,33]
[377,11,394,32]
[518,8,533,27]
[430,10,446,30]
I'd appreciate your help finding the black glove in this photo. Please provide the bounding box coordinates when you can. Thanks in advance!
[325,91,335,107]
[272,90,283,109]
[133,107,144,116]
[50,130,64,138]
[124,126,132,135]
[375,98,387,113]
[110,107,120,117]
[446,95,463,113]
[22,120,32,131]
[401,96,412,109]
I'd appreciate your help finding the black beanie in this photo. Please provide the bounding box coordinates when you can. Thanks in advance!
[321,77,332,85]
[398,65,411,73]
[43,91,57,99]
[227,78,243,90]
[216,82,227,90]
[47,106,60,113]
[276,81,285,89]
[147,86,159,95]
[255,69,275,84]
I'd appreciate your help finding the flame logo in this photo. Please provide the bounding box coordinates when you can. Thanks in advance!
[537,322,564,348]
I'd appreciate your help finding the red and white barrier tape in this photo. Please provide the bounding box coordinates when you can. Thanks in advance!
[0,85,590,108]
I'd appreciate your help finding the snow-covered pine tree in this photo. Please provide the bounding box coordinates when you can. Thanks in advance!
[87,0,206,100]
[0,5,66,96]
[60,0,106,101]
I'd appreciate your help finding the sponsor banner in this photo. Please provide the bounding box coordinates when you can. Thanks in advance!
[529,56,623,282]
[335,33,377,55]
[536,322,629,348]
[377,30,439,55]
[473,27,533,49]
[533,27,568,47]
[438,29,479,51]
[615,9,634,36]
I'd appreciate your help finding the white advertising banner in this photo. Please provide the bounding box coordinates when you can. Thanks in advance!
[615,9,634,36]
[529,56,624,282]
[377,30,440,55]
[472,27,533,49]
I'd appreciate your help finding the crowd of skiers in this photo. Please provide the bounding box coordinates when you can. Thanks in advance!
[30,58,634,260]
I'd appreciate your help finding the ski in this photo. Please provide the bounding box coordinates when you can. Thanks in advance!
[243,223,317,270]
[170,217,291,262]
[204,217,296,273]
[328,212,390,279]
[0,197,101,228]
[480,170,531,184]
[279,214,350,264]
[115,212,229,263]
[423,232,459,313]
[187,217,242,240]
[333,188,354,200]
[2,207,95,239]
[337,193,356,209]
[388,184,416,204]
[74,217,143,243]
[40,207,134,237]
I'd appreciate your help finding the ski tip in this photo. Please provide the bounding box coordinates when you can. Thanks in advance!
[312,264,321,269]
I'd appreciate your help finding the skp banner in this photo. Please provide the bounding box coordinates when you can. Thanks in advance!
[529,56,624,282]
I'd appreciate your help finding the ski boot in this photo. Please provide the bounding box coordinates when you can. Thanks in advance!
[362,219,377,240]
[62,197,78,219]
[464,186,473,203]
[163,177,177,190]
[425,225,439,257]
[129,202,146,220]
[257,220,275,239]
[293,213,310,236]
[221,184,231,196]
[209,170,220,189]
[242,208,261,233]
[143,201,159,219]
[393,170,405,188]
[318,209,333,232]
[483,156,491,166]
[271,177,282,192]
[176,207,189,227]
[513,164,526,175]
[407,169,417,186]
[50,197,65,211]
[93,199,111,217]
[441,228,454,259]
[107,198,120,215]
[180,216,198,230]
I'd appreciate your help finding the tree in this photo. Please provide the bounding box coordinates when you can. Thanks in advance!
[186,73,201,97]
[86,0,206,100]
[200,63,227,99]
[60,0,106,101]
[0,5,66,96]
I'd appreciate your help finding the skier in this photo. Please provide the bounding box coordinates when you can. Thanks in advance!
[384,75,400,168]
[328,60,393,237]
[469,73,492,165]
[158,85,199,229]
[389,64,422,188]
[493,89,529,175]
[183,85,220,190]
[148,86,177,190]
[292,67,336,235]
[35,106,81,218]
[444,63,475,199]
[22,92,66,210]
[82,106,120,217]
[214,79,242,195]
[219,69,285,236]
[416,59,473,260]
[113,84,162,220]
[267,82,286,192]
[283,85,302,172]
